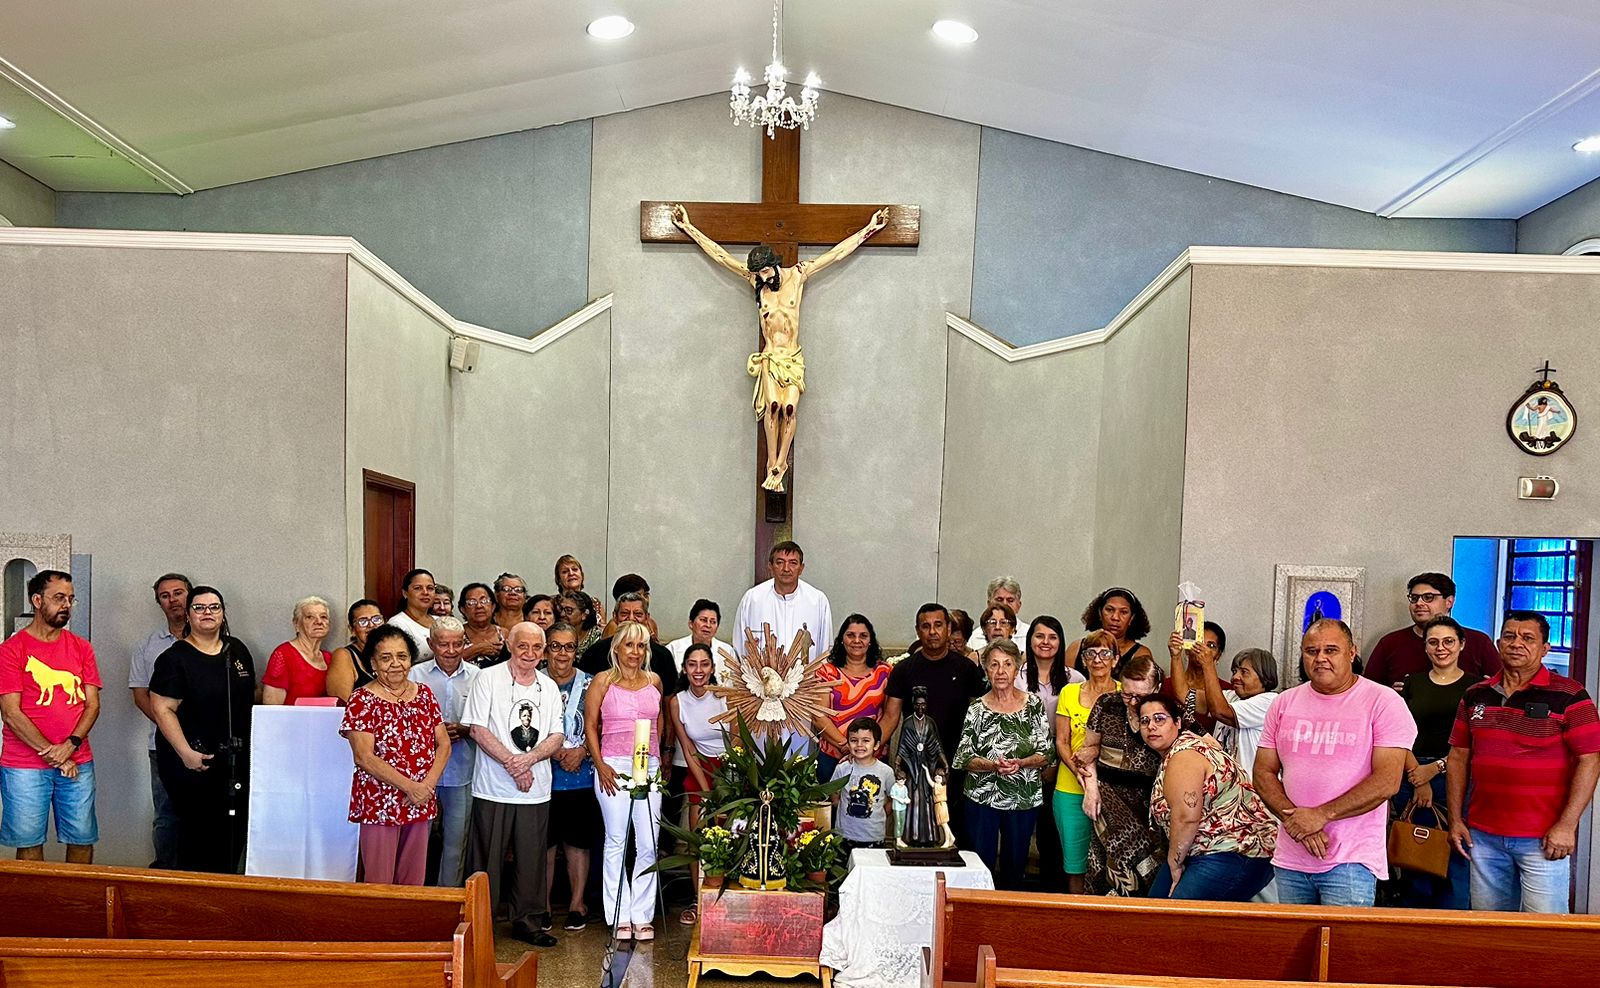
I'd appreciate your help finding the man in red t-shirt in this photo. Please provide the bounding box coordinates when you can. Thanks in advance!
[1363,572,1501,688]
[0,570,102,862]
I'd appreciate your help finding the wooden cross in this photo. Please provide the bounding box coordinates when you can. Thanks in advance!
[640,127,920,581]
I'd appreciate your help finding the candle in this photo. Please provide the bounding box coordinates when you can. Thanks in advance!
[632,718,649,785]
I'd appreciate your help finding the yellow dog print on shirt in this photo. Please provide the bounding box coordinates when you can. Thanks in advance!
[26,656,85,706]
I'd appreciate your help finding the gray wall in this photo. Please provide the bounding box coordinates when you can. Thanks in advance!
[57,123,593,338]
[0,159,53,227]
[1517,174,1600,255]
[971,128,1517,345]
[1092,270,1192,624]
[344,260,455,604]
[1181,263,1600,655]
[0,245,348,866]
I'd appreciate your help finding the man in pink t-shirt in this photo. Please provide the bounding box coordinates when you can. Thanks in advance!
[0,570,103,863]
[1253,619,1416,906]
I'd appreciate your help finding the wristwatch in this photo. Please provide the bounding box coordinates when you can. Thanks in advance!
[1434,758,1446,774]
[66,735,84,750]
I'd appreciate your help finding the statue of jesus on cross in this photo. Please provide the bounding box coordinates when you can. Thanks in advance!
[672,203,889,492]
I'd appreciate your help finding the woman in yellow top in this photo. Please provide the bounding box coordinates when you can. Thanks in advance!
[1053,629,1120,893]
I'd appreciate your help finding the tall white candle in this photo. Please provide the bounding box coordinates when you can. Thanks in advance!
[632,718,649,785]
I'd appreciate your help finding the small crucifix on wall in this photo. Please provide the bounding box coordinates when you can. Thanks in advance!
[639,127,920,579]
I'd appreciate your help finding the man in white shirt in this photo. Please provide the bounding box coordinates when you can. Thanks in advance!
[666,598,737,681]
[387,568,437,661]
[128,572,189,869]
[462,622,563,945]
[408,616,480,888]
[967,576,1030,652]
[733,541,832,662]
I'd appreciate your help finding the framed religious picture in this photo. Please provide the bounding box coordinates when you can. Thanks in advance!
[1271,564,1365,667]
[1507,373,1575,456]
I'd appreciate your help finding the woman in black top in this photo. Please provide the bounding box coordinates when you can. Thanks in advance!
[1393,615,1478,909]
[1064,587,1153,679]
[327,598,384,702]
[150,586,258,873]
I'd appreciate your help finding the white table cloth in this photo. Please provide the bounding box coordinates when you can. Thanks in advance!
[244,705,360,880]
[820,849,994,988]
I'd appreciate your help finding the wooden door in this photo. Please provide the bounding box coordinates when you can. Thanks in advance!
[363,470,415,617]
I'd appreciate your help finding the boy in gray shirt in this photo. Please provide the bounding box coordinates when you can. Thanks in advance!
[830,718,897,850]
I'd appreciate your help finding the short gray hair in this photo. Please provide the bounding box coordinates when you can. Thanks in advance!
[986,576,1021,601]
[979,638,1022,670]
[430,615,466,639]
[616,591,649,614]
[292,596,330,623]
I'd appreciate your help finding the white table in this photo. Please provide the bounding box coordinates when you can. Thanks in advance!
[820,849,994,988]
[244,705,360,880]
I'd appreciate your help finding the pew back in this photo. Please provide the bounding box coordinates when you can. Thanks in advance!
[0,937,451,988]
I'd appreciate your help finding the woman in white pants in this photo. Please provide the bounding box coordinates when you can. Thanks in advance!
[584,621,664,941]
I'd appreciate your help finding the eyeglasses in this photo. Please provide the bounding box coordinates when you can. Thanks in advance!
[41,594,76,605]
[1406,592,1444,604]
[354,616,385,628]
[1137,713,1173,727]
[190,603,223,614]
[1083,648,1114,661]
[500,587,526,597]
[547,642,577,654]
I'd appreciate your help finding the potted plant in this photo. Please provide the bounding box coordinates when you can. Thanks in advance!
[794,828,844,886]
[696,825,740,878]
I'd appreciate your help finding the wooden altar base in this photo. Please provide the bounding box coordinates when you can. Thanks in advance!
[688,881,830,988]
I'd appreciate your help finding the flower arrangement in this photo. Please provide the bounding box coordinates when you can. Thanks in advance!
[696,825,741,877]
[794,828,845,875]
[614,766,668,799]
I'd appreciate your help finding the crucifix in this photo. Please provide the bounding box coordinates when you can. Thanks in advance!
[640,126,920,581]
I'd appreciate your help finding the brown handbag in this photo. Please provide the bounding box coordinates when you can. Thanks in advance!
[1388,799,1453,879]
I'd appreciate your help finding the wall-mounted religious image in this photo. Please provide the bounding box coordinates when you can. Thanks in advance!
[1270,564,1365,665]
[510,700,540,752]
[1507,365,1575,457]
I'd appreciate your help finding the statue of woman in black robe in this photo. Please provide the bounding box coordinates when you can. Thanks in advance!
[894,687,950,848]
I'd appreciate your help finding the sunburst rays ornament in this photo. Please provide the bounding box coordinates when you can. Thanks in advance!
[710,624,830,740]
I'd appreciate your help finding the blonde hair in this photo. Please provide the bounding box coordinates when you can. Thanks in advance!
[608,621,652,683]
[292,595,330,625]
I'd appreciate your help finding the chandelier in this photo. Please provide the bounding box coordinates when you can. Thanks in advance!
[729,0,820,137]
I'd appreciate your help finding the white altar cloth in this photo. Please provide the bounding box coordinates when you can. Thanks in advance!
[244,705,359,880]
[820,849,994,988]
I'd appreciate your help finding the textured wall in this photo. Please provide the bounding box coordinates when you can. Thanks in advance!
[1181,263,1600,657]
[57,122,593,337]
[450,312,612,603]
[0,160,53,227]
[971,128,1517,344]
[1092,270,1192,627]
[0,245,347,866]
[344,260,454,601]
[1517,174,1600,255]
[937,338,1104,628]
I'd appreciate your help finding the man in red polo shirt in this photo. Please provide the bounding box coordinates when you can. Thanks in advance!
[1364,573,1501,688]
[1447,610,1600,913]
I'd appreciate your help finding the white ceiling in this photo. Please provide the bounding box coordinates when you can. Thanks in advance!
[2,0,1599,217]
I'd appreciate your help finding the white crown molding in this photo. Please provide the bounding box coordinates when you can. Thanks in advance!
[454,295,613,356]
[0,54,193,195]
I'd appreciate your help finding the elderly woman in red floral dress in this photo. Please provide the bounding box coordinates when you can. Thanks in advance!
[340,624,450,885]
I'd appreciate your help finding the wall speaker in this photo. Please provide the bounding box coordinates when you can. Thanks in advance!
[449,337,480,373]
[1518,476,1559,500]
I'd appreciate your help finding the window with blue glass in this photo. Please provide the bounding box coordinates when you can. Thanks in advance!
[1501,539,1581,677]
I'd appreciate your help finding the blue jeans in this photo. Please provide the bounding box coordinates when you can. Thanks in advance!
[1274,862,1376,907]
[0,762,98,847]
[1389,776,1469,909]
[1150,852,1274,902]
[816,752,840,786]
[435,784,473,887]
[965,799,1038,891]
[149,749,179,868]
[1468,828,1570,913]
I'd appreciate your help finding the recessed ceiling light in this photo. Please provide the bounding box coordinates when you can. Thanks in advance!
[0,115,15,130]
[932,20,978,44]
[1574,135,1600,153]
[587,16,634,40]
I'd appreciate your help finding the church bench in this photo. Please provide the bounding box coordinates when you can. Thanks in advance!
[0,862,532,988]
[928,876,1600,988]
[973,946,1456,988]
[0,937,460,988]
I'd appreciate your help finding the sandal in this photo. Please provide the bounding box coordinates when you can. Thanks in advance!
[679,908,698,926]
[635,924,655,942]
[615,924,633,941]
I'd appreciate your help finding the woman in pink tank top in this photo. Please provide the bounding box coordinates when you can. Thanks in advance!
[584,621,664,941]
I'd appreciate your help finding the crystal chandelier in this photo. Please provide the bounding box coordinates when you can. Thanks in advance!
[729,0,820,137]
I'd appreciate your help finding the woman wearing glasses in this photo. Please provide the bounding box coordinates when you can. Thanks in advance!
[556,589,603,655]
[1053,629,1118,893]
[459,583,510,666]
[328,600,386,703]
[149,586,259,872]
[1138,693,1276,901]
[492,574,528,636]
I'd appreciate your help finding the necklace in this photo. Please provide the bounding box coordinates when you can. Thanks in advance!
[373,680,411,703]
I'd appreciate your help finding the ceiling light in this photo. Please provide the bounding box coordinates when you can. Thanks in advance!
[730,0,821,137]
[1574,136,1600,153]
[0,115,15,130]
[932,20,979,44]
[586,16,634,40]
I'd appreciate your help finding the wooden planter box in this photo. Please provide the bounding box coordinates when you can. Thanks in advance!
[689,881,829,988]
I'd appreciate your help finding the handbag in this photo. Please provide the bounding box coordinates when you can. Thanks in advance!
[1387,799,1452,879]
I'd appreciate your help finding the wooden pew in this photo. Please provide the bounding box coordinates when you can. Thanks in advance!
[0,861,534,988]
[0,937,456,988]
[973,945,1457,988]
[928,875,1600,988]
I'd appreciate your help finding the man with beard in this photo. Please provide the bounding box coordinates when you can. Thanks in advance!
[0,570,103,862]
[129,572,190,868]
[1364,572,1500,688]
[672,203,889,492]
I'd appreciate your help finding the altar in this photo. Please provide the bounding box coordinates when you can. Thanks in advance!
[243,705,359,880]
[819,849,994,988]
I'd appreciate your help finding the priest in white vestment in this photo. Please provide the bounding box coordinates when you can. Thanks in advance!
[733,541,832,663]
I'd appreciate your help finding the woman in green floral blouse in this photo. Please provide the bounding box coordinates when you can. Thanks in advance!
[954,639,1055,889]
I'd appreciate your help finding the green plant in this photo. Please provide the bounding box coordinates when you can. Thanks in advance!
[795,828,844,874]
